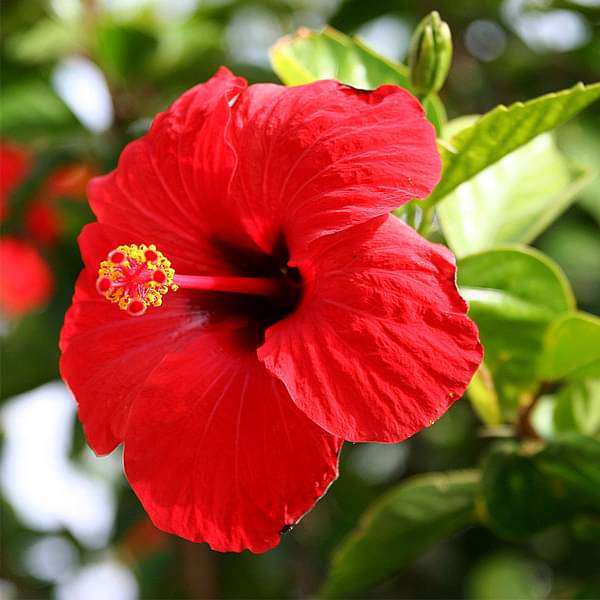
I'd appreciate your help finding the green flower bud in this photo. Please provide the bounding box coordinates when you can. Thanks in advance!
[408,11,453,98]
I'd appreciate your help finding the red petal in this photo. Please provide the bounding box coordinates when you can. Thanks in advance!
[227,81,440,254]
[123,328,341,553]
[258,217,483,443]
[59,223,205,455]
[0,237,52,317]
[88,67,251,267]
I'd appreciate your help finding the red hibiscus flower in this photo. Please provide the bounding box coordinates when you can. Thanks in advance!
[60,68,482,553]
[0,142,30,222]
[0,237,53,317]
[46,163,97,200]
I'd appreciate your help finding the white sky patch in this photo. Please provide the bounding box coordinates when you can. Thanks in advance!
[23,536,79,583]
[356,15,411,62]
[465,20,507,62]
[56,558,139,600]
[349,442,409,484]
[502,0,591,52]
[225,6,283,67]
[53,56,114,133]
[0,382,118,549]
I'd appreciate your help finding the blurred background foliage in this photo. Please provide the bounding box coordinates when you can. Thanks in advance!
[0,0,599,598]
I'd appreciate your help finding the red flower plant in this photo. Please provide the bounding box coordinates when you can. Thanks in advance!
[60,68,482,553]
[0,237,53,317]
[0,142,30,222]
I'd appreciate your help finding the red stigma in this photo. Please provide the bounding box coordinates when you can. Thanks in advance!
[145,249,158,263]
[96,276,113,294]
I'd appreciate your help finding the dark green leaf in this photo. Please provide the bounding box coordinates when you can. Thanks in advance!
[536,434,600,505]
[320,470,479,598]
[480,443,567,539]
[95,22,158,81]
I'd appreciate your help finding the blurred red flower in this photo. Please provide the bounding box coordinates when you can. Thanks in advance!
[60,68,482,552]
[25,201,62,246]
[0,142,30,222]
[46,163,97,200]
[0,237,53,317]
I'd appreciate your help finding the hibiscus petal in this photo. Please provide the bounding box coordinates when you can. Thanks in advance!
[258,216,483,443]
[227,80,440,254]
[88,67,251,267]
[60,223,207,455]
[123,328,341,553]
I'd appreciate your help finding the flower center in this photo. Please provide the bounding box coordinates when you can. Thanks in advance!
[96,243,297,318]
[96,244,178,316]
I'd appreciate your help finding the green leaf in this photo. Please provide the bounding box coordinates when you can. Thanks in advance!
[427,82,600,206]
[270,27,445,133]
[536,434,600,504]
[480,443,568,539]
[467,364,502,427]
[554,380,600,437]
[6,18,83,63]
[95,22,158,81]
[458,246,574,393]
[320,470,479,598]
[539,313,600,381]
[467,553,548,600]
[0,80,78,139]
[438,132,593,257]
[271,26,410,89]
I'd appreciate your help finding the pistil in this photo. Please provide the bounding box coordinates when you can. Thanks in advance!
[173,274,281,297]
[97,244,284,316]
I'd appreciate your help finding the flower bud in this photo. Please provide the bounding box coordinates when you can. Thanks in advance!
[408,11,453,98]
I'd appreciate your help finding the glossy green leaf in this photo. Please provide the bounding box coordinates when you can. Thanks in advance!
[320,471,478,598]
[554,380,600,437]
[271,26,410,89]
[458,247,574,392]
[480,443,568,539]
[427,82,600,205]
[270,27,446,133]
[438,133,593,257]
[539,313,600,381]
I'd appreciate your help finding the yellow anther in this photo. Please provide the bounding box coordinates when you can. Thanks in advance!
[97,244,177,315]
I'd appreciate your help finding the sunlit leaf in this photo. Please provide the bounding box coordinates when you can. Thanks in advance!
[539,313,600,381]
[6,18,83,63]
[554,380,600,437]
[320,471,479,598]
[270,26,446,133]
[458,246,574,395]
[438,133,593,257]
[467,364,502,427]
[427,82,600,205]
[467,552,548,600]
